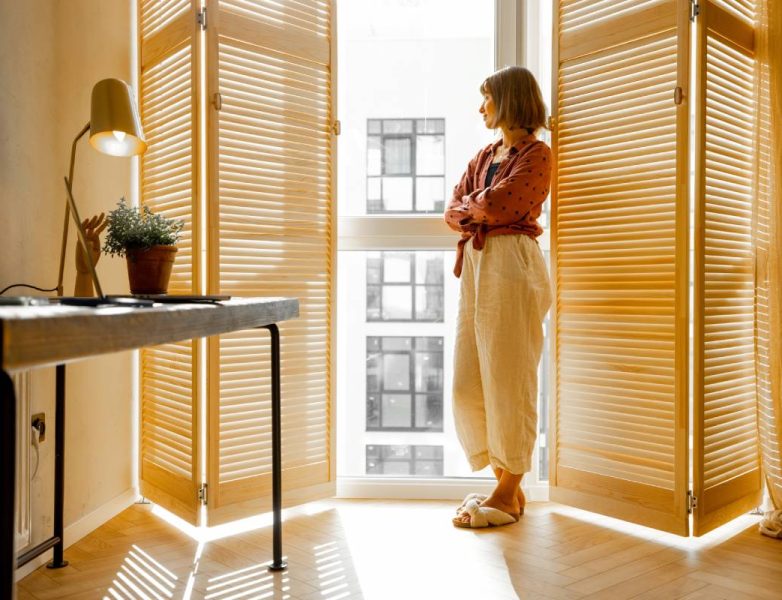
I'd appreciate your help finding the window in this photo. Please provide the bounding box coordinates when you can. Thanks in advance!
[366,336,444,431]
[366,445,444,476]
[366,251,444,321]
[367,118,445,213]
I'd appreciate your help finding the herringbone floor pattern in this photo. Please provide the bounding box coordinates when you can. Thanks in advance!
[18,499,782,599]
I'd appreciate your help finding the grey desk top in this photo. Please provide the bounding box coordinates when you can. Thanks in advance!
[0,297,299,371]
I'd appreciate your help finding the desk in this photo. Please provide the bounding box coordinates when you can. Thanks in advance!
[0,297,299,599]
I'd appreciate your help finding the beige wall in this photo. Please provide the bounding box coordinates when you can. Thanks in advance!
[0,0,136,548]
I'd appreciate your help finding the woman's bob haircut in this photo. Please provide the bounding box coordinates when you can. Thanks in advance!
[480,66,547,133]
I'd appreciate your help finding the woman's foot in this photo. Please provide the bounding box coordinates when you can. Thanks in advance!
[452,492,521,526]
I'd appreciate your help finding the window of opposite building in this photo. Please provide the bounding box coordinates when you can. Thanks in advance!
[366,336,444,431]
[366,118,445,213]
[366,251,444,322]
[366,445,444,476]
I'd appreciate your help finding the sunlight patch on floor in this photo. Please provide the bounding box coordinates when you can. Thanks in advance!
[103,544,180,600]
[549,503,761,550]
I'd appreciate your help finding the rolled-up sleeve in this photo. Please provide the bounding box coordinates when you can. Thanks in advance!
[461,143,551,227]
[445,153,480,231]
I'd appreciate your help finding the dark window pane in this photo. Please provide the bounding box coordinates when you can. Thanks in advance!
[383,119,413,134]
[366,445,380,458]
[415,285,443,321]
[382,445,412,459]
[414,460,443,476]
[367,254,382,283]
[366,394,380,428]
[415,253,443,284]
[415,352,443,392]
[384,138,412,175]
[416,337,443,351]
[366,285,381,320]
[367,336,380,351]
[366,460,382,474]
[382,337,412,351]
[415,395,443,429]
[416,118,445,134]
[381,394,411,427]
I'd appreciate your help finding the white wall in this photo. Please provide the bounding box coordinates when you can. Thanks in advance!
[0,0,135,558]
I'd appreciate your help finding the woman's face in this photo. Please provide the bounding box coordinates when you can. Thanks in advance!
[480,91,497,128]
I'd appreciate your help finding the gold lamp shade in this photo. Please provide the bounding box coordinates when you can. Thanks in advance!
[89,78,147,157]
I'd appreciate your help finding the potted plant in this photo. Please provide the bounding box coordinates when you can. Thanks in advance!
[103,197,185,294]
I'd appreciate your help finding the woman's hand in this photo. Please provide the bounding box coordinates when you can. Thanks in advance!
[445,205,475,232]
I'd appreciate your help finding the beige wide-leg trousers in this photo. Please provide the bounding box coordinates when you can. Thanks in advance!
[452,234,552,475]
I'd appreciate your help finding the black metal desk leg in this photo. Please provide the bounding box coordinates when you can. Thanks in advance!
[1,368,17,599]
[47,365,68,569]
[263,324,286,572]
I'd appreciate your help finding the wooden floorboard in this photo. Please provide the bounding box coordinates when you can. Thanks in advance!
[18,500,782,599]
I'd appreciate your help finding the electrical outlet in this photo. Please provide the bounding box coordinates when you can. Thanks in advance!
[31,413,45,443]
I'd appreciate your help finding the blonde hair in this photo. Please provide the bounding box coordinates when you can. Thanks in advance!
[480,66,547,133]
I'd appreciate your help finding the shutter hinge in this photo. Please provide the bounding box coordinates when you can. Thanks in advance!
[199,483,208,506]
[690,0,700,21]
[332,120,341,136]
[197,7,207,30]
[674,86,684,105]
[547,116,556,131]
[687,490,697,514]
[213,92,222,110]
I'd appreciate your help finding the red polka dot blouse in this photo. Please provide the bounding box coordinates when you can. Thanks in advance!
[444,133,552,277]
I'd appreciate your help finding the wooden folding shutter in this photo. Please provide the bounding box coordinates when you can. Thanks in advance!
[204,0,335,524]
[138,0,202,524]
[692,0,761,535]
[755,2,782,511]
[550,0,691,535]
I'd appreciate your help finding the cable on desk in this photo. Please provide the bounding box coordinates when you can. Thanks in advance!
[0,283,57,296]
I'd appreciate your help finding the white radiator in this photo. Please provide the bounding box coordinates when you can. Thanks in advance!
[13,371,31,549]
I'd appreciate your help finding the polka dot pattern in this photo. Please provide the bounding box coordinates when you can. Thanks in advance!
[445,136,552,277]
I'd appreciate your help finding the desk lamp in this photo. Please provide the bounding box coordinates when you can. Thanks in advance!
[56,78,147,302]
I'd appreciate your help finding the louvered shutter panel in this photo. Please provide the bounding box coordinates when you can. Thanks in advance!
[550,0,691,535]
[204,0,335,524]
[138,0,202,524]
[692,0,761,535]
[755,1,782,512]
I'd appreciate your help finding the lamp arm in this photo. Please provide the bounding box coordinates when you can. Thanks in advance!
[56,122,91,296]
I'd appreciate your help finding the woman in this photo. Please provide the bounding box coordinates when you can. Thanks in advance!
[445,66,553,528]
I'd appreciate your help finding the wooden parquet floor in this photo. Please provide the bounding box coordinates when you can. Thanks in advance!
[17,499,782,599]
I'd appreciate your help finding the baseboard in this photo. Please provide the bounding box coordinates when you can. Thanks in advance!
[336,477,549,502]
[15,487,138,581]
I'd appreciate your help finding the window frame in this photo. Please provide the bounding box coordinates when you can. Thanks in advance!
[366,335,445,432]
[337,0,550,501]
[366,117,446,214]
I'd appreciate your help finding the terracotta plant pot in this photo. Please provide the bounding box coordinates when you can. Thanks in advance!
[125,245,177,294]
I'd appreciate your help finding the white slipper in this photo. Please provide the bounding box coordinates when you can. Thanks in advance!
[455,493,488,515]
[759,509,782,539]
[453,499,519,529]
